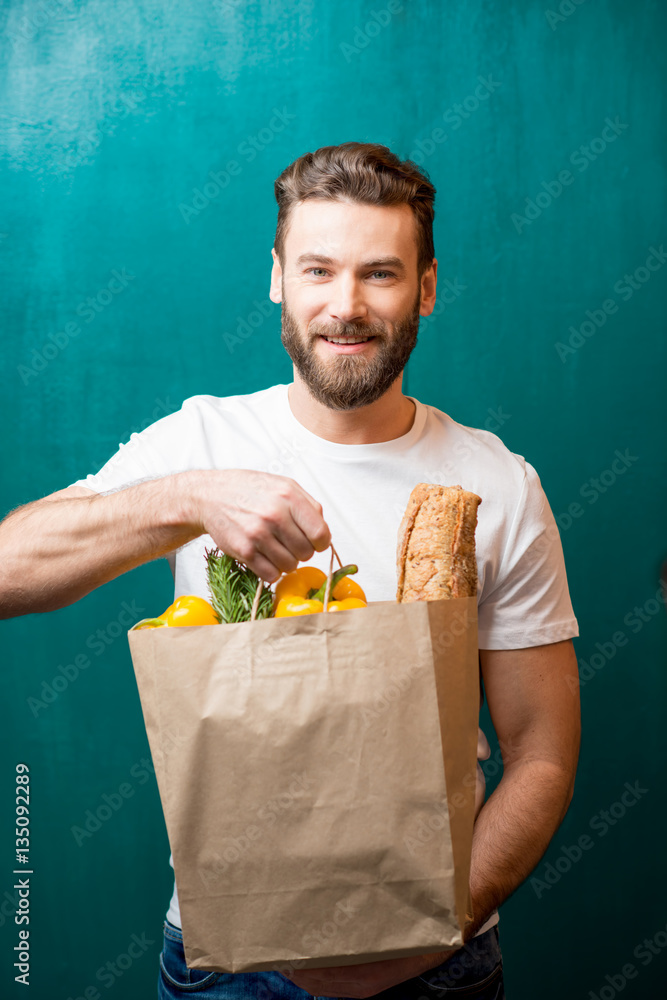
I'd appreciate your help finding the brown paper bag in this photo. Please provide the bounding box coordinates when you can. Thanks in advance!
[127,593,479,974]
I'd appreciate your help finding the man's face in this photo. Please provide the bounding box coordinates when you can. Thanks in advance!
[270,198,435,410]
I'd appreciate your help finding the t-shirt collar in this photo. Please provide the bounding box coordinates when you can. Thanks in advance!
[275,383,428,458]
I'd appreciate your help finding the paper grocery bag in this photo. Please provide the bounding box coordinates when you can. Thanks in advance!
[127,596,479,974]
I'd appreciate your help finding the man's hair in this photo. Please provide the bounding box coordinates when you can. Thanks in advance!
[273,141,436,277]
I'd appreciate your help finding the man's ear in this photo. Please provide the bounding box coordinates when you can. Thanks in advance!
[269,248,282,303]
[419,258,438,317]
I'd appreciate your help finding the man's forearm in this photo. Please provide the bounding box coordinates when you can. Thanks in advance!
[465,759,574,937]
[0,471,201,619]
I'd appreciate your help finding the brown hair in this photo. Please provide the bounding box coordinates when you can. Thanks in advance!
[273,141,436,277]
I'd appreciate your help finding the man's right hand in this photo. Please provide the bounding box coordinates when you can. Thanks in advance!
[185,469,332,584]
[0,468,331,619]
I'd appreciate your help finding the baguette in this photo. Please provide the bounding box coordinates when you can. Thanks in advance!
[396,484,482,602]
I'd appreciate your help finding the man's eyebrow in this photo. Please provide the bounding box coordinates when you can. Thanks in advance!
[294,253,407,273]
[361,256,407,273]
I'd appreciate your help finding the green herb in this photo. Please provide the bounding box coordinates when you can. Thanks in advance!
[204,546,274,623]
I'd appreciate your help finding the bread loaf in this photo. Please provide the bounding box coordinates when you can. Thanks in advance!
[396,484,482,602]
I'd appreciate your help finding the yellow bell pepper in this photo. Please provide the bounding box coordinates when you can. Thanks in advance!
[131,595,219,629]
[273,564,367,617]
[273,596,326,617]
[326,597,368,612]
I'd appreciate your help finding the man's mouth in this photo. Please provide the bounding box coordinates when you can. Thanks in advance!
[320,335,376,344]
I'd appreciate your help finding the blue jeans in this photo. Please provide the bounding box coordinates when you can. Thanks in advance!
[157,919,504,999]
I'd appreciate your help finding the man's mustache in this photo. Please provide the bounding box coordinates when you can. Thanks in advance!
[308,322,386,339]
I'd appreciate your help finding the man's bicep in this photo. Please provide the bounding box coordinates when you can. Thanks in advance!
[479,640,581,777]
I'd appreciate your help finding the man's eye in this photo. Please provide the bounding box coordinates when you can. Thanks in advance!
[309,268,328,277]
[371,271,392,279]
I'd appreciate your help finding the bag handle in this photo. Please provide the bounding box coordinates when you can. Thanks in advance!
[250,543,343,621]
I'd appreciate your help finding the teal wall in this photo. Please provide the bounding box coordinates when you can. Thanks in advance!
[2,1,666,996]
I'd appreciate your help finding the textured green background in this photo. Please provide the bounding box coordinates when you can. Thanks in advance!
[1,1,666,997]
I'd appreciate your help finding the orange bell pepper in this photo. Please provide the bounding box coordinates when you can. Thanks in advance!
[274,566,327,602]
[273,564,367,617]
[327,577,366,601]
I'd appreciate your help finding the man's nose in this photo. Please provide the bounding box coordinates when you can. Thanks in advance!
[328,277,367,324]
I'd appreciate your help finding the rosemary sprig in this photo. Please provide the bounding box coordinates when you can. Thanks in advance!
[204,546,274,623]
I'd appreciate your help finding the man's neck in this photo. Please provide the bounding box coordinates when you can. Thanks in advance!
[287,375,416,445]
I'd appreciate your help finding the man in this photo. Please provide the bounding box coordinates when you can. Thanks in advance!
[1,142,580,999]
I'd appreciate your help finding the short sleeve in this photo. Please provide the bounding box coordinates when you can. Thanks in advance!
[68,398,213,577]
[477,460,579,649]
[68,397,205,495]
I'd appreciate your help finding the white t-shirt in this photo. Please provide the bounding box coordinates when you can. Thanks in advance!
[70,382,579,941]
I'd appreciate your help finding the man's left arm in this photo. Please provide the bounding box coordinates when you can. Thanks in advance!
[284,638,580,998]
[467,637,581,934]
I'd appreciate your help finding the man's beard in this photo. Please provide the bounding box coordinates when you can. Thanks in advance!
[280,288,421,411]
